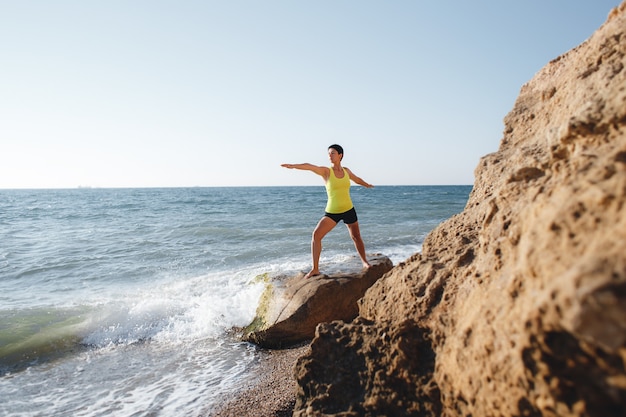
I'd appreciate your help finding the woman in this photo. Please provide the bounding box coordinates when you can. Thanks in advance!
[282,144,374,278]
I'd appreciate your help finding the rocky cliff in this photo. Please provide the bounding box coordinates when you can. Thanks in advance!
[293,3,626,416]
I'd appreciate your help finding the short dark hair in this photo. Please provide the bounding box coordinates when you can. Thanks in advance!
[328,144,344,159]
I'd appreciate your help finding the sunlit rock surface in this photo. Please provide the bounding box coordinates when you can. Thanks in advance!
[244,255,392,349]
[294,3,626,416]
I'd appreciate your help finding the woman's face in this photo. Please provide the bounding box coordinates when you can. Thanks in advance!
[328,148,343,164]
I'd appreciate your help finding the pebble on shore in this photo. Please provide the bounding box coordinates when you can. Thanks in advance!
[210,343,310,417]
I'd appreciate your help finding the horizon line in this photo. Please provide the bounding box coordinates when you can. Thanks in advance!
[0,184,474,191]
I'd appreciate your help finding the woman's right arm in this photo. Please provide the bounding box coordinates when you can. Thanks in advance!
[281,163,330,181]
[281,163,329,179]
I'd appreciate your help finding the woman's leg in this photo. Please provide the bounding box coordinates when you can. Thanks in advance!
[346,221,371,269]
[306,216,337,278]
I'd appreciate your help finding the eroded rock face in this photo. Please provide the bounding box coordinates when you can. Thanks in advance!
[244,255,392,349]
[294,3,626,416]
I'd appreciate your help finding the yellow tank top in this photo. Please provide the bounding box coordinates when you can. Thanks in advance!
[325,167,353,213]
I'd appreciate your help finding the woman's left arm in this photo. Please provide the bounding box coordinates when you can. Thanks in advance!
[345,168,374,188]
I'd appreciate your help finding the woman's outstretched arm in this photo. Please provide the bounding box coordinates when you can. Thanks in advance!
[344,167,374,188]
[281,163,329,179]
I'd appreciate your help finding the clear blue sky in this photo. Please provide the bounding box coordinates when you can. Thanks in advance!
[1,1,621,188]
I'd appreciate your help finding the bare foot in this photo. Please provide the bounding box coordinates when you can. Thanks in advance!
[304,269,320,279]
[362,261,372,269]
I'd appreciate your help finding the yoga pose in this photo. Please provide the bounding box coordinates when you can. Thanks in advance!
[282,144,374,278]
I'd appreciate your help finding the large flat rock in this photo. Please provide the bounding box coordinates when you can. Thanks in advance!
[243,255,393,348]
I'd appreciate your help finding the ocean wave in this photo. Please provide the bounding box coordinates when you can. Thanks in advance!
[0,269,266,376]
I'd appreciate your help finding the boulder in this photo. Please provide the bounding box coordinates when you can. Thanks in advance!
[294,3,626,416]
[243,255,393,349]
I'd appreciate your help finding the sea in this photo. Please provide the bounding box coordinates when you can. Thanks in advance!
[0,185,471,416]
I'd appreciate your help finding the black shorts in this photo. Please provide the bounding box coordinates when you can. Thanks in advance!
[324,207,358,225]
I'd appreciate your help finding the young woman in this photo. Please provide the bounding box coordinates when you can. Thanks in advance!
[282,144,374,278]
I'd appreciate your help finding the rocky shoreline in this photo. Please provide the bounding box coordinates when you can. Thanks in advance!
[292,3,626,416]
[216,3,626,415]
